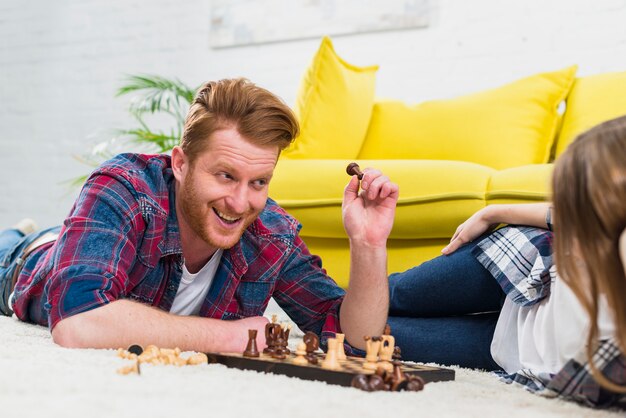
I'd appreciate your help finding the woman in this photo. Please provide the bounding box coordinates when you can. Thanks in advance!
[388,115,626,407]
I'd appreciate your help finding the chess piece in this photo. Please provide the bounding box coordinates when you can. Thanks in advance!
[392,346,402,361]
[378,334,395,372]
[321,338,341,370]
[292,341,308,365]
[263,322,282,355]
[335,333,347,361]
[243,329,260,357]
[351,374,371,391]
[367,374,387,391]
[271,323,292,359]
[387,361,425,392]
[303,331,319,365]
[363,336,382,370]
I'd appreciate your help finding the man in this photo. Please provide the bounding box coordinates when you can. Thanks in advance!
[0,78,399,353]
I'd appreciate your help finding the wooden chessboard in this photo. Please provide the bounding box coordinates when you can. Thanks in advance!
[205,351,455,388]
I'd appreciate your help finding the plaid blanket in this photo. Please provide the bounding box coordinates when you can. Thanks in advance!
[473,226,626,408]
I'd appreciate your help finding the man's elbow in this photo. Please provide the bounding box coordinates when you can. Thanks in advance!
[51,315,91,348]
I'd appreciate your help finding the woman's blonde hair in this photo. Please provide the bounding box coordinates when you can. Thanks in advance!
[552,115,626,392]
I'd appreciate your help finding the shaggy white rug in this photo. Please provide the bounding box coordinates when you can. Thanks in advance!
[0,314,622,418]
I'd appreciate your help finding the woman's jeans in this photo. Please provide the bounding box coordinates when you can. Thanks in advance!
[388,242,505,370]
[0,226,60,316]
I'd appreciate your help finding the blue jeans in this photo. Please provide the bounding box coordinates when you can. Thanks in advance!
[388,242,505,370]
[0,226,60,316]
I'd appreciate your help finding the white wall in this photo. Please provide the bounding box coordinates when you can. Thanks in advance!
[2,0,626,228]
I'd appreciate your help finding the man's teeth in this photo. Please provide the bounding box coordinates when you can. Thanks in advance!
[215,209,239,222]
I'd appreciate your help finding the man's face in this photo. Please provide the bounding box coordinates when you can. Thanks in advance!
[174,127,279,250]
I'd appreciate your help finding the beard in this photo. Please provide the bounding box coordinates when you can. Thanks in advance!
[178,176,258,249]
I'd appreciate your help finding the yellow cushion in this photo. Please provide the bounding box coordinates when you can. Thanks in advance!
[486,164,554,204]
[556,71,626,156]
[281,37,379,159]
[358,66,577,170]
[270,159,493,239]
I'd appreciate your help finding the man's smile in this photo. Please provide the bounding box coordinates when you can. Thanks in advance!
[212,207,241,225]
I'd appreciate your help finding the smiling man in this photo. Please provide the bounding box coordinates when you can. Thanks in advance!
[0,78,398,354]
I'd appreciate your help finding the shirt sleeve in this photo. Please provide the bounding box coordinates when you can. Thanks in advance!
[46,172,145,330]
[272,235,365,356]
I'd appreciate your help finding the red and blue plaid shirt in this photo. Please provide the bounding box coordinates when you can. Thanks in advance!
[13,153,347,349]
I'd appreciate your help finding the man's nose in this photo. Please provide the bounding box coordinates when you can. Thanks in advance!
[225,183,249,214]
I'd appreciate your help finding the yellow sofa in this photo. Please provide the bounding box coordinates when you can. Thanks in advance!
[269,37,626,288]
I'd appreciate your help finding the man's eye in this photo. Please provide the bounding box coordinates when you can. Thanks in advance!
[253,179,268,188]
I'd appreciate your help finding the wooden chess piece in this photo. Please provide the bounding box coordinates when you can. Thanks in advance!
[321,338,341,370]
[363,336,382,370]
[303,331,319,365]
[389,361,407,391]
[392,346,402,361]
[378,335,395,372]
[272,324,288,360]
[243,329,260,357]
[263,322,281,355]
[346,162,364,180]
[292,341,308,365]
[335,333,347,361]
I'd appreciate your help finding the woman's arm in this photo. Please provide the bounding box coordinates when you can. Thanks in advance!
[441,203,552,255]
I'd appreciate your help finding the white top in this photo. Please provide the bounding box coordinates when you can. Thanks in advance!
[491,268,616,374]
[169,250,223,316]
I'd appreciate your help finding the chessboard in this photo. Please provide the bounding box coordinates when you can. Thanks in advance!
[205,351,455,388]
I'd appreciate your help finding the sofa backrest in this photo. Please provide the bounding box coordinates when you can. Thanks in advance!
[357,66,577,170]
[554,71,626,158]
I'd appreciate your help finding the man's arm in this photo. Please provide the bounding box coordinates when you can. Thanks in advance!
[339,169,399,350]
[51,299,268,352]
[441,203,552,255]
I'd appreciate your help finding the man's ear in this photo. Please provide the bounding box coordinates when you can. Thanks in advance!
[171,146,188,181]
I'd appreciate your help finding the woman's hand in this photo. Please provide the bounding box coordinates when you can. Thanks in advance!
[441,206,498,255]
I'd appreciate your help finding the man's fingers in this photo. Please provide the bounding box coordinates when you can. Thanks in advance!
[365,174,392,200]
[344,175,361,203]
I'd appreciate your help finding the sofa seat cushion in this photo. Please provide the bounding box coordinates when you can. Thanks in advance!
[269,159,494,239]
[486,164,553,204]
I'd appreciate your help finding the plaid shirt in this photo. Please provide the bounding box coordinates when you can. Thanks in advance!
[12,153,348,351]
[474,226,626,408]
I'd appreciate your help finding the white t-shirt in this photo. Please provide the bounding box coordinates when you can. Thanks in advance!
[169,250,223,316]
[491,272,616,374]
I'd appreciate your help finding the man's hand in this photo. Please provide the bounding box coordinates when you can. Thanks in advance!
[51,299,270,353]
[342,168,399,247]
[340,167,398,349]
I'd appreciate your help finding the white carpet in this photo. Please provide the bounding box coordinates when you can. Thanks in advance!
[0,315,622,418]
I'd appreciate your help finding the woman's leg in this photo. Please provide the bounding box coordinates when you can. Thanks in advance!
[388,313,501,370]
[389,242,504,317]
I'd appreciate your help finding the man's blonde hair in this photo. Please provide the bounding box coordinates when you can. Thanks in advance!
[180,78,299,162]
